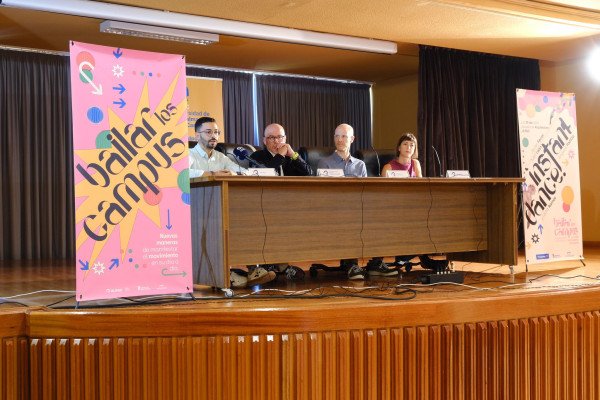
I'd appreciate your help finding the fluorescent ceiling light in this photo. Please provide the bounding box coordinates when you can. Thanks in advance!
[100,20,218,45]
[0,0,398,54]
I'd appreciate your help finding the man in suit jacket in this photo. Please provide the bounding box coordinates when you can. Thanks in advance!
[250,123,312,176]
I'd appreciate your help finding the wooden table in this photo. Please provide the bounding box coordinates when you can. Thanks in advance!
[190,176,522,288]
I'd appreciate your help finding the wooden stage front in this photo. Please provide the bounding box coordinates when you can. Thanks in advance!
[1,250,600,399]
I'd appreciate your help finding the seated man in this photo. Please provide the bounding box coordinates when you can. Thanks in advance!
[189,116,248,177]
[250,123,312,176]
[248,123,310,280]
[189,117,273,287]
[318,124,397,279]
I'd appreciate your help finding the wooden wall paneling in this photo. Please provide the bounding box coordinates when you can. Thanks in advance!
[18,337,29,400]
[41,338,55,399]
[307,332,322,400]
[236,335,253,400]
[567,314,578,400]
[403,327,417,399]
[220,336,237,400]
[98,338,112,400]
[336,331,351,400]
[529,318,541,400]
[389,328,403,400]
[377,329,392,400]
[427,326,441,400]
[463,323,476,400]
[475,323,488,399]
[83,338,98,399]
[321,331,336,400]
[416,326,429,399]
[113,338,126,400]
[581,313,592,400]
[281,334,293,400]
[439,325,453,399]
[452,324,465,400]
[29,339,41,400]
[249,334,266,400]
[349,330,365,400]
[362,330,375,399]
[55,339,69,400]
[125,338,142,399]
[4,338,18,400]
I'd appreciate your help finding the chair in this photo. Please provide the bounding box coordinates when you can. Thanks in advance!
[298,146,335,176]
[353,148,396,177]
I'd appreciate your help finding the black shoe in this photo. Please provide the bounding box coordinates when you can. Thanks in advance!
[366,259,398,277]
[347,265,366,280]
[284,265,305,280]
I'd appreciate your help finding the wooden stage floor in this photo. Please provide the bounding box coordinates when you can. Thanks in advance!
[0,249,598,310]
[2,248,600,399]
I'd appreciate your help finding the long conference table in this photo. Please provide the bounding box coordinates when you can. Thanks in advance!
[190,176,523,288]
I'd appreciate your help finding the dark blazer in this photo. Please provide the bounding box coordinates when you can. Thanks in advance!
[250,149,313,176]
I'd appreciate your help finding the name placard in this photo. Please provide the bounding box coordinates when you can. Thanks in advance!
[317,168,344,177]
[386,170,410,178]
[248,168,278,176]
[446,170,471,178]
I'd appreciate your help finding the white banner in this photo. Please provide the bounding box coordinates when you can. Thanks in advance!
[516,89,583,265]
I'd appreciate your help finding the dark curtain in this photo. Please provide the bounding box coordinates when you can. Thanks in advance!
[0,49,74,260]
[418,45,540,177]
[256,75,371,150]
[186,67,254,144]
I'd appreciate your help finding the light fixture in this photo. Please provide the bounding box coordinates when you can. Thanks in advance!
[100,20,218,45]
[0,0,397,54]
[587,47,600,81]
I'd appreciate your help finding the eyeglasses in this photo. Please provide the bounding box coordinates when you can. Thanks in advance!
[197,129,221,136]
[266,135,286,141]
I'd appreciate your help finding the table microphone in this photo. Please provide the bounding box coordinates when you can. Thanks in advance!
[233,147,268,168]
[370,144,381,176]
[431,145,443,177]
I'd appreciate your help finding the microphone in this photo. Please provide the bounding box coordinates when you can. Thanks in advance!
[369,144,381,177]
[233,147,268,168]
[431,145,443,177]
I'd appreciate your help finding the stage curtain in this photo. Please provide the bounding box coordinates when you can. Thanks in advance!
[256,75,372,150]
[186,67,254,145]
[418,45,540,177]
[0,49,74,260]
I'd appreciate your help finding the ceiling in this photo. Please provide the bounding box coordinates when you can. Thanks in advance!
[1,0,600,82]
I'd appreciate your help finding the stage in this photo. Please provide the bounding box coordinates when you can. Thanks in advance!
[1,250,600,399]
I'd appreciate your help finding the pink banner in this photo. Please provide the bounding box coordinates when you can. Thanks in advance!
[70,42,192,301]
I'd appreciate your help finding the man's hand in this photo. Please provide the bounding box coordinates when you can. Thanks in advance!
[276,143,294,157]
[214,169,235,176]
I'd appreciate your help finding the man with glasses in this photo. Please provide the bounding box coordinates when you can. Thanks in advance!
[188,116,247,178]
[189,117,274,287]
[317,124,397,279]
[248,123,311,280]
[250,123,312,176]
[317,123,367,178]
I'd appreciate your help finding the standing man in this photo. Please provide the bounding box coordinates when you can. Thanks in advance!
[189,116,247,178]
[318,123,367,177]
[250,123,312,176]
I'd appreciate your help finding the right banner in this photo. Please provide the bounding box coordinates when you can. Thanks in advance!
[516,89,583,265]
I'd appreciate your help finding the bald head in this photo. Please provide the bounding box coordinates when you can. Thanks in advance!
[335,124,354,137]
[263,123,287,153]
[334,123,355,155]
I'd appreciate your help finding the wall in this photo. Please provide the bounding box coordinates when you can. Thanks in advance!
[541,59,600,242]
[372,74,419,149]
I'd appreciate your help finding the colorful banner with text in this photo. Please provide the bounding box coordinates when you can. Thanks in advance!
[70,42,192,301]
[517,89,583,265]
